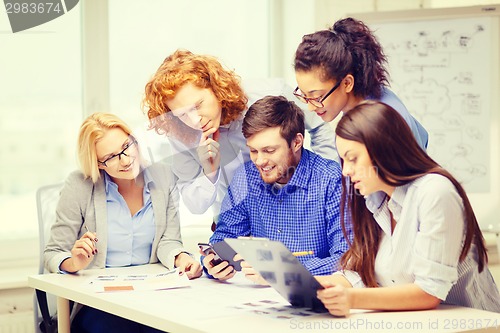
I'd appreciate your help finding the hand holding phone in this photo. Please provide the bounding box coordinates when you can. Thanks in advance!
[198,241,242,271]
[198,243,224,266]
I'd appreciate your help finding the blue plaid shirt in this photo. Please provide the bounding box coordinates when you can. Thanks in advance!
[210,149,350,275]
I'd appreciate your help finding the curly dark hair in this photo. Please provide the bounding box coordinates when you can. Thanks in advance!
[294,17,389,99]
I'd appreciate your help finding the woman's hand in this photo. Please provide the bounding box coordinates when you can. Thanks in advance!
[60,231,97,273]
[196,128,220,182]
[175,253,202,279]
[316,283,352,317]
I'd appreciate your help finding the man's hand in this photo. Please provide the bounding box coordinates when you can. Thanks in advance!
[236,254,268,285]
[201,253,236,281]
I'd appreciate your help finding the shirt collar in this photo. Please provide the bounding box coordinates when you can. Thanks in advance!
[103,168,154,194]
[364,191,387,214]
[286,149,311,190]
[366,182,411,233]
[103,172,114,194]
[387,182,411,222]
[365,180,411,211]
[142,168,154,193]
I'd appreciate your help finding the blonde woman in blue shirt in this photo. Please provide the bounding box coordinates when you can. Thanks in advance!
[316,101,500,316]
[44,113,201,333]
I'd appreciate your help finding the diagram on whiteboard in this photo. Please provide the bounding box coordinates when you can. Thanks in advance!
[373,17,492,192]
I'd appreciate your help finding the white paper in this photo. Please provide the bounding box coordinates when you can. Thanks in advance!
[85,268,190,292]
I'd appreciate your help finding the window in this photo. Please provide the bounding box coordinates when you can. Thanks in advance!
[0,6,82,242]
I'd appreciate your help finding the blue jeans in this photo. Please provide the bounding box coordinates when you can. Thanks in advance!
[71,306,165,333]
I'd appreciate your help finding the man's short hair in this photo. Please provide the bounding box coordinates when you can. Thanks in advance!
[242,95,305,146]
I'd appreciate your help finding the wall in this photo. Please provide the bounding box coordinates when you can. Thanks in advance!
[107,0,271,127]
[277,0,500,86]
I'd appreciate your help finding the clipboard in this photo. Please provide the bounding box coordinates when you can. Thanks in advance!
[224,237,327,312]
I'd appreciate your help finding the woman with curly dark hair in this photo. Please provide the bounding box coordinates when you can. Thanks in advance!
[294,17,428,152]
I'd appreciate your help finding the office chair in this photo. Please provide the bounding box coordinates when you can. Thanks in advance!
[34,182,64,333]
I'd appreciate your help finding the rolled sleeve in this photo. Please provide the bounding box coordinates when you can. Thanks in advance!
[411,176,464,300]
[334,270,366,288]
[413,254,458,300]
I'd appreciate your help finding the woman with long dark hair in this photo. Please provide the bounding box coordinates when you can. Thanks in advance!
[315,101,500,316]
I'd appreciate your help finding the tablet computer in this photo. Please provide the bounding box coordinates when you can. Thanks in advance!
[224,237,327,312]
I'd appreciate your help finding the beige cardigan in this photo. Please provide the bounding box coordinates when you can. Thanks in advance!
[44,162,188,273]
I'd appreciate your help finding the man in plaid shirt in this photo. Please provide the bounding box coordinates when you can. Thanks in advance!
[202,95,350,283]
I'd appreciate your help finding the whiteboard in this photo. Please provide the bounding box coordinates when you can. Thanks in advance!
[353,5,500,229]
[375,16,493,192]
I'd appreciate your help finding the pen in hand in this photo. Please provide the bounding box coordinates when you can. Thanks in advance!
[84,225,98,255]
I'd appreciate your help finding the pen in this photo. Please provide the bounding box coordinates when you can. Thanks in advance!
[292,250,314,257]
[84,225,93,236]
[84,226,98,244]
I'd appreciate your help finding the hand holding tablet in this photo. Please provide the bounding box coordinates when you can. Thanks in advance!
[224,237,327,312]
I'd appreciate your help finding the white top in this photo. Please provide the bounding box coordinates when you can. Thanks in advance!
[169,78,337,218]
[342,174,500,312]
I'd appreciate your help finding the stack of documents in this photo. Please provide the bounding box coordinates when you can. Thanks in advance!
[85,268,190,292]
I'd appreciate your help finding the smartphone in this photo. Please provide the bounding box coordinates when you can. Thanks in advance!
[198,243,224,266]
[198,242,243,271]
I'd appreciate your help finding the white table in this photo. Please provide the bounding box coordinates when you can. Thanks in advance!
[28,264,500,333]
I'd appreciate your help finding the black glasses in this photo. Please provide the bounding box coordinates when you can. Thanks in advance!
[293,78,343,108]
[98,139,138,167]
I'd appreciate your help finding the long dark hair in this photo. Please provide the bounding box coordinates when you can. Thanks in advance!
[294,17,389,99]
[336,101,487,287]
